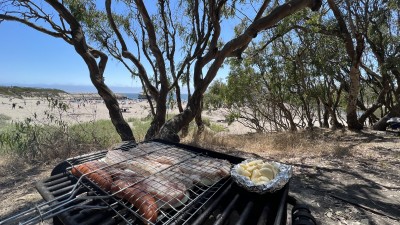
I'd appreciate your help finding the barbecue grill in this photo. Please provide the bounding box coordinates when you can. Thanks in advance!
[1,140,299,225]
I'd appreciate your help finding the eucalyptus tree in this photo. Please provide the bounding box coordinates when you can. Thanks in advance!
[99,0,323,141]
[293,0,398,130]
[319,0,400,129]
[225,37,312,133]
[0,0,134,141]
[223,10,346,132]
[358,0,400,130]
[155,1,321,141]
[324,0,367,130]
[225,56,282,132]
[1,0,322,142]
[311,33,347,129]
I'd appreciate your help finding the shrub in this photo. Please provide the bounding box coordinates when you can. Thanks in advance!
[126,117,152,141]
[0,113,11,128]
[69,120,120,148]
[0,118,121,162]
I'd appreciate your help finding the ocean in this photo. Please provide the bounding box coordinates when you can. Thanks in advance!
[121,93,189,101]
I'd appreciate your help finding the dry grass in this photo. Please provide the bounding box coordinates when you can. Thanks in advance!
[183,128,400,225]
[183,127,350,159]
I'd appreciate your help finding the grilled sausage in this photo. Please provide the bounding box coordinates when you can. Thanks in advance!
[71,161,113,192]
[111,180,158,224]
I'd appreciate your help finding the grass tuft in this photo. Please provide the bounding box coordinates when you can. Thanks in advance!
[126,117,152,141]
[0,113,11,128]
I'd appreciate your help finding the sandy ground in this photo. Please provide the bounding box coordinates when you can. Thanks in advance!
[191,129,400,225]
[0,95,251,135]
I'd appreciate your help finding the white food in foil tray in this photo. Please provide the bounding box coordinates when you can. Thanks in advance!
[231,159,292,194]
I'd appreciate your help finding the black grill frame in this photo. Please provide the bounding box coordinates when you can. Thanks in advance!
[35,140,289,225]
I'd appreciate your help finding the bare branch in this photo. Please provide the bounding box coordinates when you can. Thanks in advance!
[0,14,71,43]
[134,0,168,89]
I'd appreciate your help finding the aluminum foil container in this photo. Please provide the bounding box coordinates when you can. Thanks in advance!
[231,159,292,194]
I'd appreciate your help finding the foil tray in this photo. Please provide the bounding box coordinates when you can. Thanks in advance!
[231,159,292,194]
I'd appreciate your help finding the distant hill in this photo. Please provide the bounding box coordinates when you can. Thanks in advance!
[0,86,67,98]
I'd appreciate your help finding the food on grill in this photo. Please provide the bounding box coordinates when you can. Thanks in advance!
[125,157,171,176]
[111,180,158,224]
[144,148,195,165]
[71,161,113,191]
[156,168,199,189]
[236,160,279,185]
[178,156,231,186]
[142,175,189,209]
[110,168,144,182]
[71,144,233,223]
[112,170,189,209]
[104,149,144,166]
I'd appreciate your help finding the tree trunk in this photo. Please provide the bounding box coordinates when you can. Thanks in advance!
[195,99,205,135]
[346,66,363,130]
[316,98,323,127]
[329,107,344,129]
[277,102,297,131]
[157,90,203,142]
[95,82,135,141]
[175,85,190,138]
[145,92,168,140]
[323,104,330,128]
[33,0,136,142]
[372,104,400,131]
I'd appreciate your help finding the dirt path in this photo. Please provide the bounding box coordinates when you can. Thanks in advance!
[0,130,399,225]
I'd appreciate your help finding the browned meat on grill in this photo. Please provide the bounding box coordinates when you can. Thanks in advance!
[124,157,171,176]
[177,156,231,186]
[109,168,144,181]
[104,149,144,166]
[136,142,166,153]
[140,175,189,209]
[157,168,202,189]
[71,161,113,192]
[101,146,231,212]
[112,170,189,209]
[143,148,195,165]
[111,180,158,224]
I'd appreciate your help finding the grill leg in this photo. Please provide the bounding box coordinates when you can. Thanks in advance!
[53,217,63,225]
[281,203,287,225]
[292,204,317,225]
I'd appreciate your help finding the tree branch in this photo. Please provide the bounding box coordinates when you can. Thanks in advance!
[0,14,70,42]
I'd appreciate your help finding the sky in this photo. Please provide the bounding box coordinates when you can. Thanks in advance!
[0,21,143,92]
[0,20,231,93]
[0,1,245,94]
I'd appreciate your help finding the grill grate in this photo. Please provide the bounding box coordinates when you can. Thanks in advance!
[58,141,233,225]
[1,140,289,225]
[67,142,230,224]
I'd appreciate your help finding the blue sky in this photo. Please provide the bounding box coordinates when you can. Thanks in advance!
[0,1,244,93]
[0,21,146,91]
[0,20,230,93]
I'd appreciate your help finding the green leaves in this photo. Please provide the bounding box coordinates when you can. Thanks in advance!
[203,79,228,109]
[64,0,94,22]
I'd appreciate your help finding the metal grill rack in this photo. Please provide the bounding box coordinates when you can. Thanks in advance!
[79,142,232,225]
[1,140,289,225]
